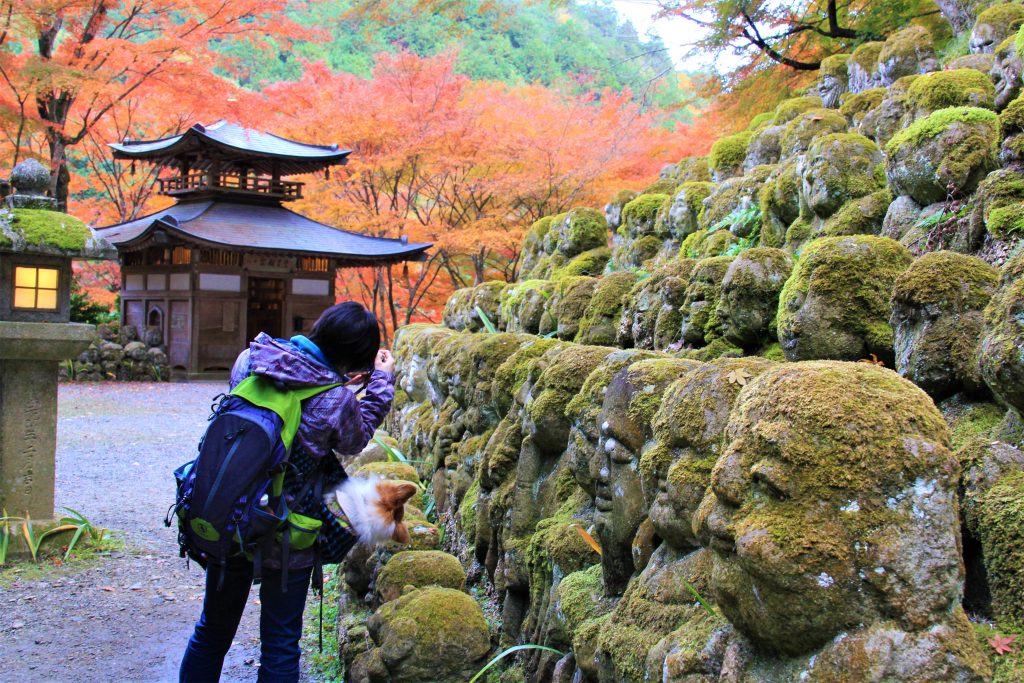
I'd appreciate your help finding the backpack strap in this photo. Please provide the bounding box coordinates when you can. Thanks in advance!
[229,376,342,452]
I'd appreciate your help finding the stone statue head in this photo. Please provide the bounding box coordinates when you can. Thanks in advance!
[714,248,794,351]
[593,357,699,594]
[991,36,1024,111]
[680,256,735,347]
[980,252,1024,415]
[642,357,773,551]
[891,252,999,400]
[798,133,883,222]
[777,236,912,364]
[970,4,1024,54]
[696,362,963,656]
[816,54,850,109]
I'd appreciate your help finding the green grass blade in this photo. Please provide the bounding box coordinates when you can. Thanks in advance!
[682,578,716,617]
[469,644,566,683]
[64,525,87,561]
[475,306,498,333]
[373,435,409,463]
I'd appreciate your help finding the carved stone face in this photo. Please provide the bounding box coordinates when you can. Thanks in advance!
[891,253,998,400]
[593,358,697,595]
[680,257,733,346]
[817,71,848,109]
[696,362,962,656]
[644,358,773,551]
[714,248,793,351]
[991,42,1023,111]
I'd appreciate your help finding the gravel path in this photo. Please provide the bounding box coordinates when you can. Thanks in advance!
[0,382,317,683]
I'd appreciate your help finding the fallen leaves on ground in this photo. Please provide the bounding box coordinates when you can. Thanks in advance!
[988,633,1017,655]
[727,368,752,386]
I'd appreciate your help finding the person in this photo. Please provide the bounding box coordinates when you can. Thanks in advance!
[179,301,396,683]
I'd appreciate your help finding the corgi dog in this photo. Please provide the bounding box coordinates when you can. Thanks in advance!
[324,476,418,545]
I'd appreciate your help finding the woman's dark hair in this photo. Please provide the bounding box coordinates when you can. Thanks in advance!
[308,301,380,372]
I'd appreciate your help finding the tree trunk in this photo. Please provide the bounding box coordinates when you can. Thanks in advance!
[47,133,70,211]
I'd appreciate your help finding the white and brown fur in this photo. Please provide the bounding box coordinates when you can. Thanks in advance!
[324,477,418,545]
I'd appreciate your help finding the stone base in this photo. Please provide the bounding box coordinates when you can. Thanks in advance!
[0,321,93,519]
[2,518,76,562]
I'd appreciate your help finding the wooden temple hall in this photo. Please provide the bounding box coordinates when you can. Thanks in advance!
[96,121,431,377]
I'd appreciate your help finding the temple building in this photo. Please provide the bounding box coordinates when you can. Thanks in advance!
[96,121,430,377]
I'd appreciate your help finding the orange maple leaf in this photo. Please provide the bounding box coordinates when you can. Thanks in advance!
[988,633,1017,655]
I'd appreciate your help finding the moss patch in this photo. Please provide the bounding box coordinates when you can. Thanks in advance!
[622,193,670,238]
[906,69,996,113]
[709,131,752,173]
[773,96,823,124]
[821,188,893,236]
[841,88,885,121]
[375,550,467,603]
[850,41,884,73]
[7,209,90,251]
[976,471,1024,627]
[892,251,998,311]
[886,106,999,154]
[779,108,849,156]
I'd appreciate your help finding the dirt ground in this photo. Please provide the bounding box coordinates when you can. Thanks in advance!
[0,382,318,683]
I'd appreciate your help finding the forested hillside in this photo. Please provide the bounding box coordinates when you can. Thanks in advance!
[215,0,694,119]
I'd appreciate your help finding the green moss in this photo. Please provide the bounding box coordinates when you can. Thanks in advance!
[555,564,607,634]
[9,209,90,251]
[747,111,776,131]
[892,251,998,310]
[773,96,823,124]
[784,215,814,251]
[622,193,670,237]
[977,471,1024,627]
[777,235,913,360]
[907,69,996,113]
[850,41,884,73]
[709,131,752,172]
[354,461,421,488]
[564,207,609,254]
[879,25,934,65]
[760,341,785,361]
[671,181,714,229]
[675,156,712,182]
[779,108,849,156]
[978,3,1024,30]
[493,337,559,410]
[551,246,611,279]
[459,479,479,537]
[576,271,640,345]
[973,168,1024,240]
[621,235,663,268]
[758,161,801,248]
[973,621,1024,682]
[820,53,849,77]
[886,106,1000,154]
[821,188,893,236]
[370,586,489,673]
[944,397,1006,452]
[840,88,885,121]
[375,550,466,603]
[1000,93,1024,133]
[678,335,743,361]
[624,357,702,427]
[640,178,678,195]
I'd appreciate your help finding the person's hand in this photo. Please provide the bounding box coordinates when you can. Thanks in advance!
[375,349,395,374]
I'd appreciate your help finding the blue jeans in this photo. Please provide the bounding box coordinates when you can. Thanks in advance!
[179,562,313,683]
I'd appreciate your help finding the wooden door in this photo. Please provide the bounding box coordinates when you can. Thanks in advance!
[168,300,190,370]
[246,277,284,340]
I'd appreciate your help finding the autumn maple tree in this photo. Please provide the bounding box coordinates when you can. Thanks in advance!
[0,0,308,209]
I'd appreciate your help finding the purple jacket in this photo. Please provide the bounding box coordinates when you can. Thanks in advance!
[229,332,395,458]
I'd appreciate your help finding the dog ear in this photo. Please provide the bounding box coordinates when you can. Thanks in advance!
[392,522,411,544]
[387,482,419,506]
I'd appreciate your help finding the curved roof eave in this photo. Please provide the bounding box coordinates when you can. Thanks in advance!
[109,121,352,164]
[100,214,432,264]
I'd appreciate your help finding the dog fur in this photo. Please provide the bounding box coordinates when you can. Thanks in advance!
[325,476,418,545]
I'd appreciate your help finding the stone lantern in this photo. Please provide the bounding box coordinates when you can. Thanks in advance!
[0,160,115,521]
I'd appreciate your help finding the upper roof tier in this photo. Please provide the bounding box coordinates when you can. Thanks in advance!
[110,121,351,176]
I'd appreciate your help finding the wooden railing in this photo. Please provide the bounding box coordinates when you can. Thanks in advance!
[159,172,303,199]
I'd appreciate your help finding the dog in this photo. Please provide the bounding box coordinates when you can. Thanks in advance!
[324,476,418,545]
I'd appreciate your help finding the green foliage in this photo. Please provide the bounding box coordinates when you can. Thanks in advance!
[18,513,77,563]
[214,0,691,119]
[70,277,116,325]
[475,305,499,333]
[708,205,761,236]
[469,645,566,682]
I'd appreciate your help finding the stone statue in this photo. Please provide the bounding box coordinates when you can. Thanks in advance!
[7,159,57,210]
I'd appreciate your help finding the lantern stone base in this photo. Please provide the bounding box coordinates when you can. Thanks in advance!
[0,321,94,521]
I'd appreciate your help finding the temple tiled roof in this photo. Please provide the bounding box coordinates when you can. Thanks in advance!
[96,200,431,266]
[110,121,350,176]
